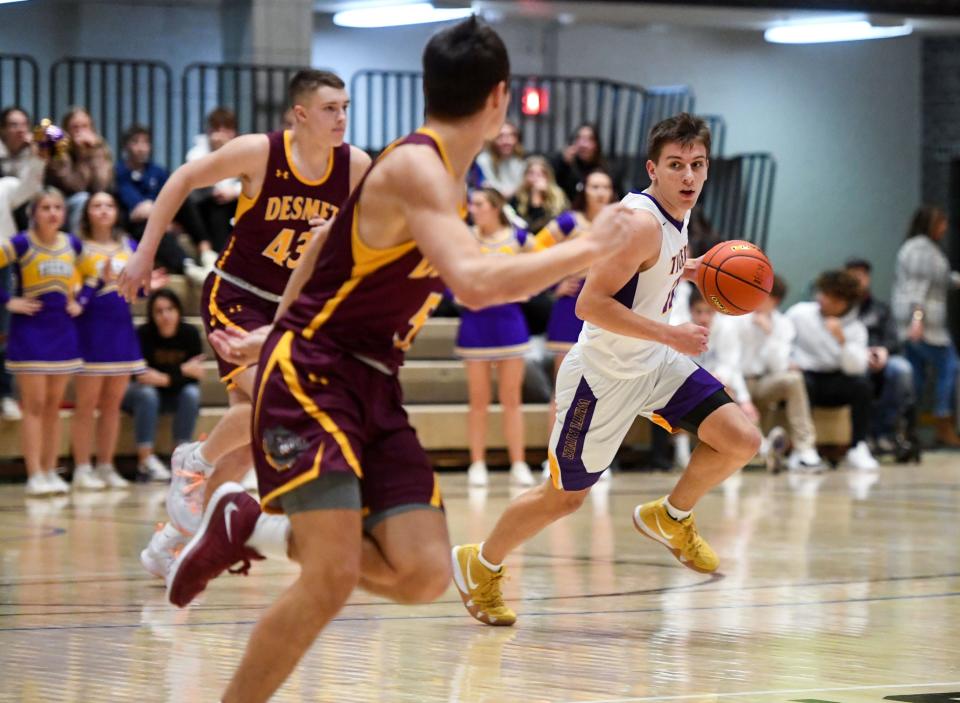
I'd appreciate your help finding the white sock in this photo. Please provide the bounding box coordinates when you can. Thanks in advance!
[477,542,502,572]
[246,514,291,560]
[161,522,181,540]
[195,444,215,476]
[663,497,692,522]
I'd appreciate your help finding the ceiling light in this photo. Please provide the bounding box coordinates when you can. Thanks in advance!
[333,2,472,28]
[764,19,912,44]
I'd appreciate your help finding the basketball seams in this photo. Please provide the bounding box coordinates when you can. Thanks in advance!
[701,256,773,294]
[712,271,750,314]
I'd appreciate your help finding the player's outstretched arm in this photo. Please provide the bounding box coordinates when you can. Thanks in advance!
[576,215,709,356]
[399,149,637,308]
[118,134,269,299]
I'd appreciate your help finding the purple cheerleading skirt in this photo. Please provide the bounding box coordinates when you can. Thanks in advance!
[7,303,82,374]
[76,293,145,375]
[546,294,584,354]
[455,303,530,360]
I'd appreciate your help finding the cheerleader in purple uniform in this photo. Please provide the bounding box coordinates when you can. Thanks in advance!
[0,188,83,496]
[533,169,616,444]
[71,192,157,490]
[457,188,535,487]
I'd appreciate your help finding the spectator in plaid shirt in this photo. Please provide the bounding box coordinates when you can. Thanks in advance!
[891,206,960,447]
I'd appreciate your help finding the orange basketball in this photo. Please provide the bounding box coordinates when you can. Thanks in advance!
[696,240,774,316]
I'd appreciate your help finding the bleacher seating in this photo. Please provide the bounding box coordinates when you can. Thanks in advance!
[0,54,783,471]
[0,274,856,466]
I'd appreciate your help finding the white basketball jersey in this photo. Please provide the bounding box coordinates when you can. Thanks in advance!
[578,191,690,379]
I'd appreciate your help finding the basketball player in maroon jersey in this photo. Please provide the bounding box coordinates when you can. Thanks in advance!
[163,18,641,701]
[119,70,370,577]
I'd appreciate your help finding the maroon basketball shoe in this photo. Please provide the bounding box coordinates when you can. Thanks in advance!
[167,481,264,608]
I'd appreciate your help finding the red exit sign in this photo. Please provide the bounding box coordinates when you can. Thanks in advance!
[521,86,549,116]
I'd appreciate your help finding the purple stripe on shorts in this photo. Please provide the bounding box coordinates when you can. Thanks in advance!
[613,273,638,308]
[654,366,724,430]
[556,376,601,491]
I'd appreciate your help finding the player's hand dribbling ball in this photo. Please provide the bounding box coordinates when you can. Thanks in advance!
[696,240,774,315]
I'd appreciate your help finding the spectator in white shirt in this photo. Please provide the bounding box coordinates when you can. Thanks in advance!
[0,107,34,181]
[183,107,241,278]
[689,288,753,415]
[786,270,878,471]
[730,276,822,472]
[891,206,960,448]
[475,121,525,200]
[0,135,45,422]
[674,288,758,468]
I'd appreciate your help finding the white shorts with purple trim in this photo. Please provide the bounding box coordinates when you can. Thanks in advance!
[546,344,724,491]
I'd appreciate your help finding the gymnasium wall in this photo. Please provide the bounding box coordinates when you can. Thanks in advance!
[553,23,922,303]
[0,3,930,301]
[313,19,923,303]
[0,0,225,80]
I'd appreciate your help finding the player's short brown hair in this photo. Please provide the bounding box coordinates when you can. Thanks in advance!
[207,107,237,132]
[815,270,861,306]
[288,70,345,107]
[647,113,711,163]
[423,16,509,119]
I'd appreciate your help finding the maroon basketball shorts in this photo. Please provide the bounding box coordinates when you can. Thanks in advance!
[251,328,442,524]
[200,273,279,389]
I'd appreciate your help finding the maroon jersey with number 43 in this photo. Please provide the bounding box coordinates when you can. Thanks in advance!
[276,128,454,374]
[216,130,352,297]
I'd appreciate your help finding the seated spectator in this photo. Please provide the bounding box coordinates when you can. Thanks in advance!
[44,107,115,232]
[122,289,204,481]
[116,124,205,275]
[688,209,724,258]
[786,270,878,470]
[1,106,34,231]
[1,106,34,179]
[476,121,525,200]
[891,205,960,447]
[510,156,568,233]
[845,258,918,460]
[116,124,167,225]
[0,132,45,422]
[686,288,757,451]
[728,276,823,472]
[671,288,768,471]
[551,122,618,202]
[184,107,241,273]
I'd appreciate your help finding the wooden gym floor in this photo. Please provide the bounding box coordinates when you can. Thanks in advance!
[1,455,959,702]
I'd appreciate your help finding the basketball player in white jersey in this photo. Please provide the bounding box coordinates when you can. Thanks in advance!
[452,113,762,626]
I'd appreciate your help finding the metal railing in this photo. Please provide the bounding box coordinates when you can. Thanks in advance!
[49,57,174,167]
[349,69,693,159]
[506,76,652,159]
[698,153,777,250]
[6,54,775,248]
[181,62,310,160]
[348,70,424,153]
[702,113,727,157]
[0,54,40,121]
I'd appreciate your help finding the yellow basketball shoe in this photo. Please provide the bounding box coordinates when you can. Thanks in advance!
[633,497,719,573]
[451,544,516,626]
